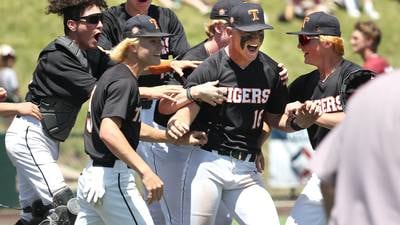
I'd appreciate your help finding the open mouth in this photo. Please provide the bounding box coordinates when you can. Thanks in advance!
[93,32,101,41]
[246,44,258,53]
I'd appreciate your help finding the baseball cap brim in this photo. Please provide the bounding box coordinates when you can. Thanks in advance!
[286,31,320,36]
[135,32,174,38]
[234,23,273,32]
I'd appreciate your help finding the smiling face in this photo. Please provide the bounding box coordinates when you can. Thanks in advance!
[75,4,103,49]
[297,35,321,66]
[230,28,264,62]
[136,37,163,67]
[350,30,370,54]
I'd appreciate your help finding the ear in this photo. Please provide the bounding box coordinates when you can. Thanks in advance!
[225,27,233,37]
[128,43,138,54]
[214,23,225,34]
[67,19,79,32]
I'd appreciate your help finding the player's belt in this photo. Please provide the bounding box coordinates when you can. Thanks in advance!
[210,150,256,162]
[92,159,131,168]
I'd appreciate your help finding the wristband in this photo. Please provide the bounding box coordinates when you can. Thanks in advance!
[290,118,304,131]
[186,87,194,101]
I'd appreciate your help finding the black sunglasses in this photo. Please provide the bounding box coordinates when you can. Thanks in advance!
[80,13,103,25]
[298,35,319,46]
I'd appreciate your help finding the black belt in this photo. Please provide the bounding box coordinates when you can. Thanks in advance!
[207,149,256,162]
[92,159,131,169]
[92,160,115,167]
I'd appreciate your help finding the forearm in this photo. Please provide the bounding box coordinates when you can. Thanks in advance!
[158,91,192,115]
[142,59,172,75]
[265,112,299,133]
[140,123,176,144]
[100,118,152,176]
[170,102,200,126]
[315,112,345,129]
[0,103,21,117]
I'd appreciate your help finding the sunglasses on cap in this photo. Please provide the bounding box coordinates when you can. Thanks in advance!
[298,35,319,46]
[80,13,103,25]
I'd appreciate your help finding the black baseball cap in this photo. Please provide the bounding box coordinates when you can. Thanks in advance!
[123,15,173,38]
[287,11,341,36]
[210,0,243,20]
[229,3,273,32]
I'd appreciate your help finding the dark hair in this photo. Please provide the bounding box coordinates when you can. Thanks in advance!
[354,21,381,52]
[46,0,107,35]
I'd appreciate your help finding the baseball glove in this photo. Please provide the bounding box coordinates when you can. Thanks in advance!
[340,69,375,109]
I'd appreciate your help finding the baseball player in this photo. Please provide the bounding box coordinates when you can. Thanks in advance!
[74,15,207,225]
[284,12,363,225]
[5,1,107,225]
[167,3,319,225]
[87,1,227,224]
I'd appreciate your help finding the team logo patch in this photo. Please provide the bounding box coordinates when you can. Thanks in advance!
[131,26,140,35]
[149,18,159,30]
[219,8,226,16]
[248,9,260,21]
[302,16,310,29]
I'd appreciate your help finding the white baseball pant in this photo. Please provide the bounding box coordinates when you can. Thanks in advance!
[285,174,326,225]
[183,148,280,225]
[75,160,154,225]
[5,115,67,221]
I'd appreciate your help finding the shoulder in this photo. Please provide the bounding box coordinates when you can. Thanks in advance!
[104,4,124,17]
[150,4,176,17]
[340,59,362,75]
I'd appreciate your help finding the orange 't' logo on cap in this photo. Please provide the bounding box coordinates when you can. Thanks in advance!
[302,16,310,29]
[248,9,260,21]
[149,18,159,29]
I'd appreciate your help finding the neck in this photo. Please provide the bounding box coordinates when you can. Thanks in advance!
[362,48,377,61]
[125,3,148,16]
[226,45,252,69]
[318,56,343,80]
[124,58,142,79]
[204,39,220,56]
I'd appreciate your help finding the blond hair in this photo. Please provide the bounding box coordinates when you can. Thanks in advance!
[205,19,227,38]
[109,38,140,63]
[319,35,345,56]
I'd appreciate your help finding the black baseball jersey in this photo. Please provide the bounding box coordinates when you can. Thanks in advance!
[154,40,209,127]
[185,49,288,154]
[84,64,141,162]
[26,38,96,106]
[288,59,361,148]
[97,3,190,88]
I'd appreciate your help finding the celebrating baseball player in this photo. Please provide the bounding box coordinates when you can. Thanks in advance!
[284,11,371,225]
[74,15,207,225]
[5,0,107,224]
[167,3,319,225]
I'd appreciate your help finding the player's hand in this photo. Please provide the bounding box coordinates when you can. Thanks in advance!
[167,118,190,139]
[285,101,303,119]
[140,85,184,102]
[17,102,43,120]
[82,166,106,206]
[255,151,265,173]
[0,88,7,102]
[294,100,322,128]
[278,63,289,86]
[170,60,202,77]
[141,169,164,205]
[175,131,208,146]
[190,81,227,106]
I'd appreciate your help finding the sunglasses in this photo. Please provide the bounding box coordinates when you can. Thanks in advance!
[298,35,319,46]
[80,13,103,25]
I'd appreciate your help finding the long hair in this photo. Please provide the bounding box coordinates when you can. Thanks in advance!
[109,38,140,63]
[320,35,345,56]
[46,0,107,35]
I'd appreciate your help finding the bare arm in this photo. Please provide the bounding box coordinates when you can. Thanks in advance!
[158,81,226,115]
[139,85,183,102]
[0,102,42,120]
[166,102,201,139]
[315,112,345,129]
[99,117,163,204]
